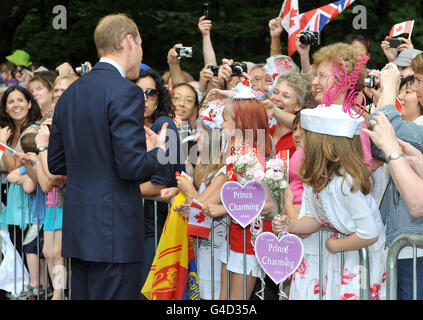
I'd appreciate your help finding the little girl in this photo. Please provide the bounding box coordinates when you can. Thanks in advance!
[273,105,387,300]
[160,101,228,300]
[217,95,275,300]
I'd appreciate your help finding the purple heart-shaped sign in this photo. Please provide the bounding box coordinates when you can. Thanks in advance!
[255,232,304,284]
[220,181,265,228]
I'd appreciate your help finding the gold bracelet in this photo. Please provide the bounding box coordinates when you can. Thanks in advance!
[184,191,194,199]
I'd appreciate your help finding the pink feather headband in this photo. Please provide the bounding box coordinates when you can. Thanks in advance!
[321,54,369,119]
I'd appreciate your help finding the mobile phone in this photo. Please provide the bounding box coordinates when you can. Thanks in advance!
[387,38,404,48]
[202,3,209,20]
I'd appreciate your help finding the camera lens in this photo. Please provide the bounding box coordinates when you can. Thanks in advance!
[299,33,312,45]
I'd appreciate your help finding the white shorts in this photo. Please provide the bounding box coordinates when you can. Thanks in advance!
[218,240,261,278]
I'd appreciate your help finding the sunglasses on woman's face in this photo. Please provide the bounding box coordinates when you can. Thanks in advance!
[144,88,159,100]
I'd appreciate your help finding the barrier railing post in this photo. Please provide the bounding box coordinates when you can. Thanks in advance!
[318,229,324,300]
[358,247,370,300]
[387,233,423,300]
[210,220,215,299]
[243,228,247,300]
[154,200,158,251]
[226,215,230,300]
[318,226,371,300]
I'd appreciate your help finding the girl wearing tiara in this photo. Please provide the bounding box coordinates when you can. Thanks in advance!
[273,55,387,300]
[217,93,276,300]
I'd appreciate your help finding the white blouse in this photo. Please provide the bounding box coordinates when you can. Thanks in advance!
[299,174,386,253]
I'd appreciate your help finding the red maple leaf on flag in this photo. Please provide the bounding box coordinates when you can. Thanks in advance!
[396,25,403,32]
[289,8,298,28]
[194,211,206,223]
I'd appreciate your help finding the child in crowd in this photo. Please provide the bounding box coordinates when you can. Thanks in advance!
[161,101,227,300]
[273,103,387,300]
[275,112,330,300]
[0,62,18,85]
[7,132,48,299]
[25,122,67,300]
[218,96,275,300]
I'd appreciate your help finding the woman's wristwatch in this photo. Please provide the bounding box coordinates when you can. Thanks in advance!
[386,152,404,163]
[37,145,48,152]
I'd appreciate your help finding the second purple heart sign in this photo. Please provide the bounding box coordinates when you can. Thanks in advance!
[255,232,304,284]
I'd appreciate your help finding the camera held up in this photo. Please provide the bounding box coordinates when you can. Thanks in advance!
[230,62,248,77]
[208,65,219,76]
[299,31,321,46]
[176,47,193,58]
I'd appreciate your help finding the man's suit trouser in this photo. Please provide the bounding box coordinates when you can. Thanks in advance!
[70,257,143,300]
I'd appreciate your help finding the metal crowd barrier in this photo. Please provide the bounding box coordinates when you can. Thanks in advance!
[318,226,370,300]
[142,196,171,250]
[2,189,170,300]
[188,219,372,300]
[386,233,423,300]
[0,172,69,301]
[2,180,377,301]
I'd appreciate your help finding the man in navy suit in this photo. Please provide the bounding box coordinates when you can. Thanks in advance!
[46,13,168,299]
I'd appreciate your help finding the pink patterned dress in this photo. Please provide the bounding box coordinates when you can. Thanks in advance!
[289,175,387,300]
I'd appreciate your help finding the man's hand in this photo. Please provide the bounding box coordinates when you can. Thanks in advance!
[145,122,168,152]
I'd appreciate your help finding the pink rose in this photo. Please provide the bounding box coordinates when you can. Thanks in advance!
[253,169,265,181]
[273,171,284,181]
[225,155,237,165]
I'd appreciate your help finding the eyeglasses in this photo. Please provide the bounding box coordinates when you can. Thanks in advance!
[172,95,196,106]
[144,88,159,100]
[312,72,329,80]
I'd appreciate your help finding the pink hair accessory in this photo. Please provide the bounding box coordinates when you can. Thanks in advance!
[322,54,369,118]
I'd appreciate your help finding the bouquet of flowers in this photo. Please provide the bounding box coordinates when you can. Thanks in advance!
[262,151,289,215]
[225,144,265,184]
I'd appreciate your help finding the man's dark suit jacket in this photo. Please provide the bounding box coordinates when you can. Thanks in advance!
[48,62,164,263]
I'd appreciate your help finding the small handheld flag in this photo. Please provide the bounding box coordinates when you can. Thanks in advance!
[0,142,15,159]
[389,20,415,39]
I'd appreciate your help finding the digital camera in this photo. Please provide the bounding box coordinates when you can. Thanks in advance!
[176,47,193,58]
[230,62,248,77]
[207,65,219,76]
[364,75,375,89]
[75,63,87,74]
[299,31,321,46]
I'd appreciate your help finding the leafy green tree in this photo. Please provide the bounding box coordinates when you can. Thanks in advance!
[2,0,423,78]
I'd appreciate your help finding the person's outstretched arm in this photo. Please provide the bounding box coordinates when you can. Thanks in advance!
[198,16,217,67]
[167,43,187,86]
[268,17,283,57]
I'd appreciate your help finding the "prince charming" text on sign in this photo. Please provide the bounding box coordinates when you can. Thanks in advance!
[220,181,265,228]
[255,232,304,285]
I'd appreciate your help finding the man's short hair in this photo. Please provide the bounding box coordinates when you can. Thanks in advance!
[94,13,139,57]
[411,52,423,74]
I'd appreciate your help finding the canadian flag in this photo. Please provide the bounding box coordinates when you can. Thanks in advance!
[395,97,403,113]
[389,20,414,38]
[280,0,355,56]
[280,0,300,56]
[0,142,13,159]
[187,199,213,238]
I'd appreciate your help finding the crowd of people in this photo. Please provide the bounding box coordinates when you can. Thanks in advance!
[0,11,422,301]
